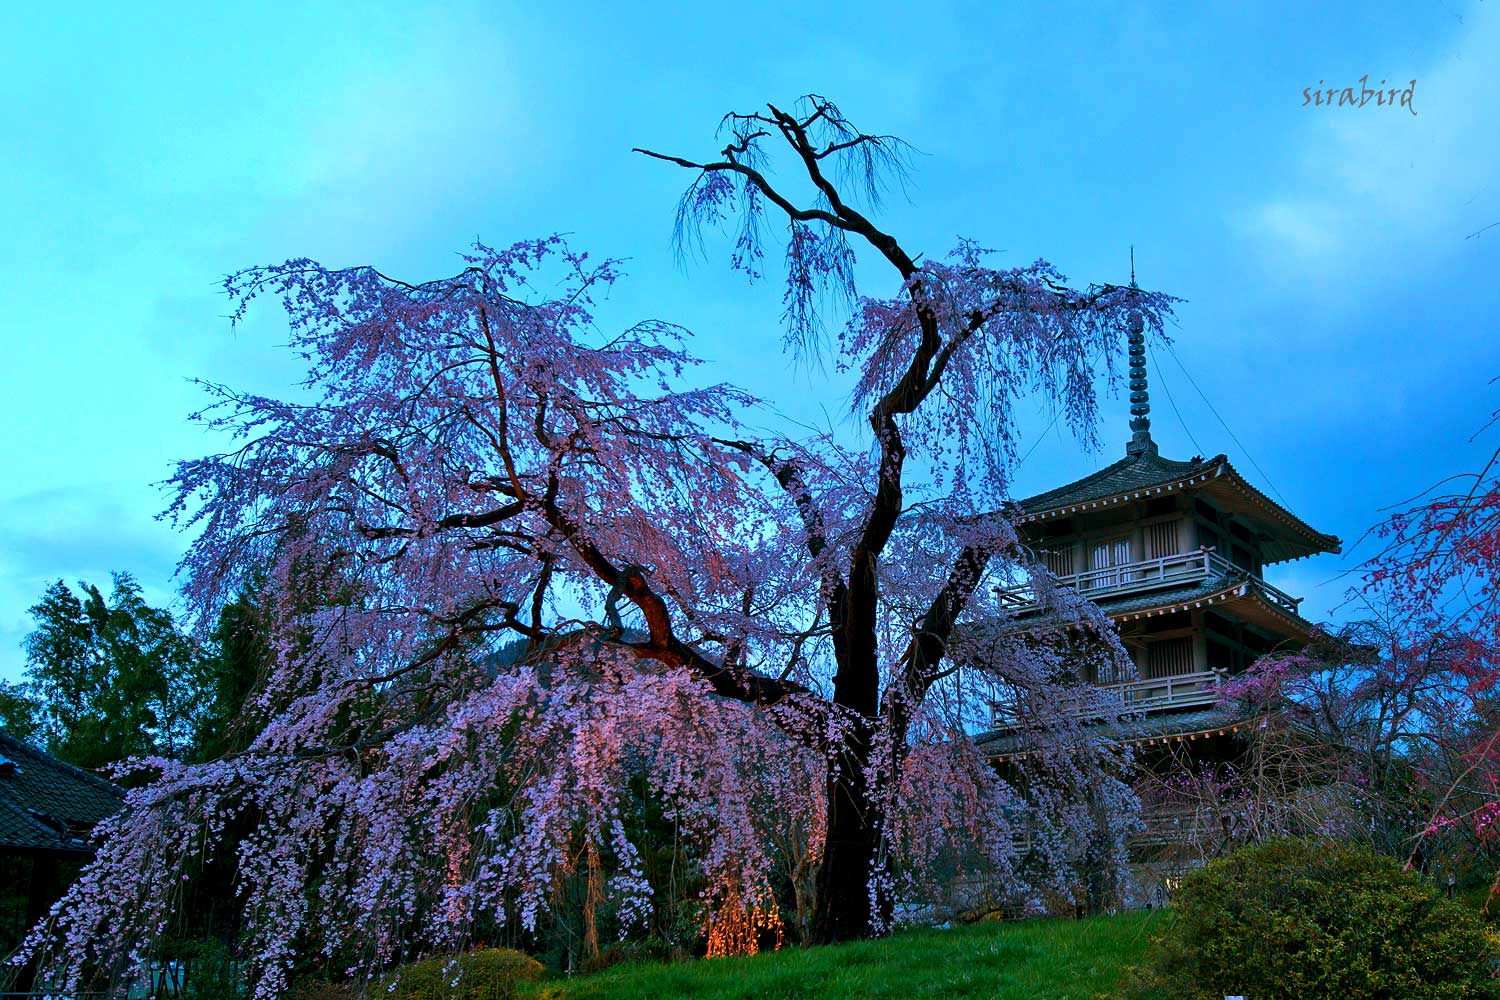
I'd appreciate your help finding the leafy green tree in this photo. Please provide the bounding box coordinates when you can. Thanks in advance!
[191,592,269,762]
[21,573,205,769]
[0,679,41,742]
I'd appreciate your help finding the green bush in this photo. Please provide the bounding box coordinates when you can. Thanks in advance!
[1121,838,1499,1000]
[287,981,355,1000]
[379,947,545,1000]
[168,937,246,1000]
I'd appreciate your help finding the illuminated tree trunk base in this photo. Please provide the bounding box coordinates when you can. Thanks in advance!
[811,742,886,943]
[811,825,879,942]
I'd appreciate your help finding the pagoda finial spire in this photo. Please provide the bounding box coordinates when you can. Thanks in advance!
[1126,247,1155,457]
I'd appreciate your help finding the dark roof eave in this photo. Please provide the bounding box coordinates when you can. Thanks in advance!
[1002,576,1318,643]
[1017,455,1340,564]
[1200,462,1342,562]
[979,709,1265,762]
[0,841,98,858]
[1109,579,1315,632]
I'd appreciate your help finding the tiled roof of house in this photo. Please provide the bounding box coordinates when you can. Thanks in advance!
[0,729,124,855]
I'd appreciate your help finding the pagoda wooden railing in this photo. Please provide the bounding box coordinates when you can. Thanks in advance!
[1005,803,1232,854]
[1103,667,1228,714]
[1131,803,1234,847]
[989,668,1228,728]
[995,547,1302,616]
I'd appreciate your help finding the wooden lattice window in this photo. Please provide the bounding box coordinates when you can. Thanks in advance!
[1042,546,1075,577]
[1089,537,1132,590]
[1146,519,1180,560]
[1145,637,1194,679]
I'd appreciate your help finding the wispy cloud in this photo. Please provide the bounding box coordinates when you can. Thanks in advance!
[1239,4,1500,297]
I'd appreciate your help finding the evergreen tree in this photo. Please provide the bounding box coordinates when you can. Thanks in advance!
[21,573,205,769]
[0,679,41,742]
[191,592,268,762]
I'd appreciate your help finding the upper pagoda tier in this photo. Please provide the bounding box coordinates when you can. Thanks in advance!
[1012,268,1338,566]
[981,275,1343,746]
[1014,447,1341,566]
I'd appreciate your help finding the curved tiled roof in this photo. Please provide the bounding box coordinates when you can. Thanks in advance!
[975,703,1259,759]
[1007,572,1315,639]
[1018,450,1219,516]
[0,729,123,855]
[1014,448,1341,565]
[1091,575,1244,619]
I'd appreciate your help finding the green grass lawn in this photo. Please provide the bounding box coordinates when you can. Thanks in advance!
[524,911,1164,1000]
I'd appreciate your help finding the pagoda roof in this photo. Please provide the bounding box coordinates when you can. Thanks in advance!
[0,729,123,856]
[975,703,1259,760]
[1015,448,1341,565]
[1012,571,1320,643]
[1018,448,1216,514]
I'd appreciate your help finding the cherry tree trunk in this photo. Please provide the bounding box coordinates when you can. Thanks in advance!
[811,727,882,942]
[808,547,903,943]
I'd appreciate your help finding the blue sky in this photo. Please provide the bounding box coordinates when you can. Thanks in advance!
[2,1,1497,680]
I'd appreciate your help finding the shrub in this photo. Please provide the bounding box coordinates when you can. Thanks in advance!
[585,936,676,972]
[1121,838,1499,1000]
[170,937,246,1000]
[287,982,354,1000]
[379,947,545,1000]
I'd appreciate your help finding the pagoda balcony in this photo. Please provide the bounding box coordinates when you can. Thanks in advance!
[1006,803,1234,853]
[995,547,1302,616]
[988,668,1228,728]
[1131,803,1235,847]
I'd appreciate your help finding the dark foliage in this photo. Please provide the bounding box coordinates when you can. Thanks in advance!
[1122,838,1498,1000]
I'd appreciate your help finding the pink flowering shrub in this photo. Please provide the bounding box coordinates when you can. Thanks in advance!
[1359,398,1500,896]
[1215,624,1499,875]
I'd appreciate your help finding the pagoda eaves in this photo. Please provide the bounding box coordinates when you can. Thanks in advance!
[1014,450,1341,566]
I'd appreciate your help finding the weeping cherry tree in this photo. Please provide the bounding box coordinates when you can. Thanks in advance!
[18,96,1175,996]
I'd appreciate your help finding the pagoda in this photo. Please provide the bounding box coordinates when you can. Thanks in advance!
[975,281,1341,898]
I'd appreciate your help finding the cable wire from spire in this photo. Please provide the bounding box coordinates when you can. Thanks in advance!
[1163,340,1293,510]
[1149,351,1207,459]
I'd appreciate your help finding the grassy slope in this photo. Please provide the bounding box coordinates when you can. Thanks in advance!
[526,911,1165,1000]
